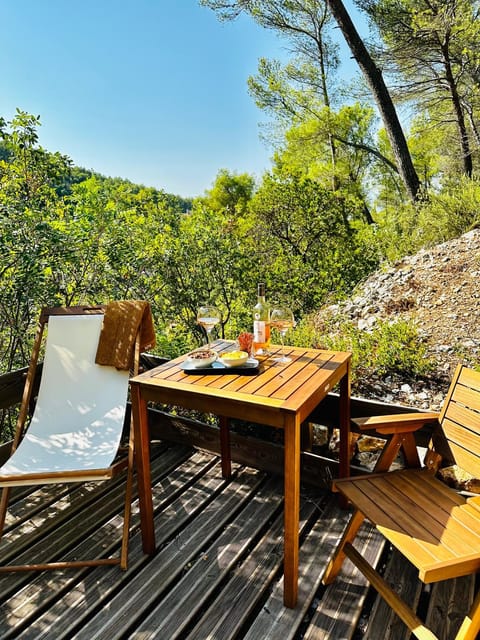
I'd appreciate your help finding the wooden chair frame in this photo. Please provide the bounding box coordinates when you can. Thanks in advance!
[0,305,141,572]
[323,364,480,640]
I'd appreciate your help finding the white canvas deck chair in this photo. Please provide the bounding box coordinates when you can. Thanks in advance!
[0,304,143,571]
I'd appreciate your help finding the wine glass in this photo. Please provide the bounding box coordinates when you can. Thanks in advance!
[197,304,222,348]
[270,306,295,363]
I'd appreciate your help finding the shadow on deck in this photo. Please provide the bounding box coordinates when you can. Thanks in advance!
[0,440,381,639]
[0,442,474,639]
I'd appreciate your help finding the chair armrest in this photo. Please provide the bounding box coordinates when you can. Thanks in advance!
[353,412,439,435]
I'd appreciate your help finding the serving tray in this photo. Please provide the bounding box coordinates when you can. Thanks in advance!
[180,358,262,376]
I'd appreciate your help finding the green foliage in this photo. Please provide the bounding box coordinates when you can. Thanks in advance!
[157,197,256,349]
[320,317,435,381]
[0,113,382,381]
[270,311,435,385]
[287,315,322,349]
[4,0,480,439]
[360,0,480,178]
[1,99,476,440]
[154,325,197,360]
[0,111,74,370]
[198,168,255,215]
[373,176,480,260]
[250,171,380,311]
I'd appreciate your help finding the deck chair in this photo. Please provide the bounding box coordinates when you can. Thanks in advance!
[323,364,480,640]
[0,304,147,572]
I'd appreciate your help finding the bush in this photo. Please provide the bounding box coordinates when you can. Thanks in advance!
[376,176,480,261]
[303,316,435,382]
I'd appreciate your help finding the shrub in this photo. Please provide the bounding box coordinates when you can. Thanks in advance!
[295,315,435,383]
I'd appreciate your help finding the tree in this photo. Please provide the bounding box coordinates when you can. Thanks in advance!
[359,0,480,177]
[250,170,379,310]
[199,168,255,215]
[0,111,73,371]
[158,199,257,346]
[201,0,421,201]
[324,0,421,199]
[274,103,392,223]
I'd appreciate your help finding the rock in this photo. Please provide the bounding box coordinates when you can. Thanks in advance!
[357,435,385,453]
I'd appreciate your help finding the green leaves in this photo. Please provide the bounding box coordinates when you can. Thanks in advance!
[249,171,378,311]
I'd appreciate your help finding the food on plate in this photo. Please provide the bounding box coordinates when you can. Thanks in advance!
[188,349,216,359]
[185,349,217,368]
[219,350,249,367]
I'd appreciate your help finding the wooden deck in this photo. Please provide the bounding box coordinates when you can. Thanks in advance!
[0,441,475,639]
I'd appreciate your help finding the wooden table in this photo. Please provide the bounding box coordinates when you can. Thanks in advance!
[130,340,351,608]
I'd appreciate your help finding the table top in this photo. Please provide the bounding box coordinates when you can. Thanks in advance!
[131,340,351,428]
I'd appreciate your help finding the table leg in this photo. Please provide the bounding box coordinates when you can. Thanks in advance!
[130,383,156,554]
[219,415,231,478]
[284,413,300,608]
[339,361,351,480]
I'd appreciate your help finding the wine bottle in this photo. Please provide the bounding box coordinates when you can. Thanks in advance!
[253,282,270,355]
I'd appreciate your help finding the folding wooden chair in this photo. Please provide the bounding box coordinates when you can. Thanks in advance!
[323,364,480,640]
[0,304,145,571]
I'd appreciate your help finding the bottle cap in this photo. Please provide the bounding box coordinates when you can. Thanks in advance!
[257,282,265,296]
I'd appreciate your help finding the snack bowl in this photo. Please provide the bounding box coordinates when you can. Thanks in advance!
[218,350,249,367]
[185,348,217,368]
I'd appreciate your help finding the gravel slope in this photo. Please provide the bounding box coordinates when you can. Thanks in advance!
[315,229,480,410]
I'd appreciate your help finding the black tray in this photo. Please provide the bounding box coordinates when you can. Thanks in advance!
[180,358,262,376]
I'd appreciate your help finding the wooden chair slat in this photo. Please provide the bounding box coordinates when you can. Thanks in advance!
[403,469,466,506]
[456,366,480,393]
[371,476,479,556]
[450,504,480,537]
[450,384,480,415]
[467,495,480,512]
[443,402,480,437]
[336,478,457,563]
[439,438,480,478]
[442,417,480,453]
[389,471,464,519]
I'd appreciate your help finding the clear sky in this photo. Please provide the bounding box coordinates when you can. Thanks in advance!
[1,1,361,198]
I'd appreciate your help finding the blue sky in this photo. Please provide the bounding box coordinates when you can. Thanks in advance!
[1,1,362,198]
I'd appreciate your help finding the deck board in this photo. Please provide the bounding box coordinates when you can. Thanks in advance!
[12,449,228,640]
[305,523,384,640]
[364,548,421,640]
[426,575,476,639]
[242,496,353,640]
[0,442,467,640]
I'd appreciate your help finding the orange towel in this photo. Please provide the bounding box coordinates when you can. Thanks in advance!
[95,300,156,370]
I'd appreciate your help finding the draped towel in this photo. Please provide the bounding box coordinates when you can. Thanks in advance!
[95,300,156,370]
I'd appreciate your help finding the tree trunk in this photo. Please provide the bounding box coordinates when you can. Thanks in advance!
[325,0,421,202]
[441,38,473,177]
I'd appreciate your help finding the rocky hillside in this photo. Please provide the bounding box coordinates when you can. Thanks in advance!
[316,229,480,411]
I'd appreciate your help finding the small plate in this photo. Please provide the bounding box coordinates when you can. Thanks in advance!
[181,357,260,375]
[218,350,249,367]
[184,349,217,368]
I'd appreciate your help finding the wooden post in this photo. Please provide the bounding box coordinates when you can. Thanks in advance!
[339,360,351,480]
[219,415,231,478]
